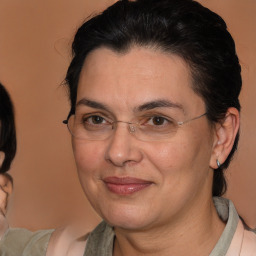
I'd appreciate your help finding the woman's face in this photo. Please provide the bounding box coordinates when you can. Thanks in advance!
[72,47,216,231]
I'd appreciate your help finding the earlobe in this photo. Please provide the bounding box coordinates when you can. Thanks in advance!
[210,107,240,169]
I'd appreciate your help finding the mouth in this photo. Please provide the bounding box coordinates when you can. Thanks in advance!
[103,176,153,195]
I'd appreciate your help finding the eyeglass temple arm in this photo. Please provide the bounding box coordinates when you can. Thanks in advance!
[63,108,76,125]
[177,113,207,125]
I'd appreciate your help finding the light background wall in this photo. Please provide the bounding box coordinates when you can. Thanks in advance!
[0,0,255,231]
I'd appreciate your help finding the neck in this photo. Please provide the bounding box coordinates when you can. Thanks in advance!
[113,197,225,256]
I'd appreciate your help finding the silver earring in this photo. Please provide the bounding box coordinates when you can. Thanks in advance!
[216,159,221,168]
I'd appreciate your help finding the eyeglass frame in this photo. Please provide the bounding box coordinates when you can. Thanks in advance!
[63,112,207,141]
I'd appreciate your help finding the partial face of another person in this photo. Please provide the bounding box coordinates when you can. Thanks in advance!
[0,152,4,168]
[72,47,218,231]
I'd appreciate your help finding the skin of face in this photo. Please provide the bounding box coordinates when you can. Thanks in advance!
[72,47,218,234]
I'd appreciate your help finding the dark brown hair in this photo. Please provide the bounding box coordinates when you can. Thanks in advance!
[65,0,242,196]
[0,83,16,173]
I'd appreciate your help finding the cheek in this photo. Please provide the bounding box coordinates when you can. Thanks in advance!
[145,138,193,170]
[146,129,213,185]
[72,140,106,180]
[145,142,186,188]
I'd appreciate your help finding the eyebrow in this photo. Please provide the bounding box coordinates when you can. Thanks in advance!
[136,99,184,112]
[76,98,184,113]
[76,98,109,111]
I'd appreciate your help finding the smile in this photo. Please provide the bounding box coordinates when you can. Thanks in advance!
[103,176,152,195]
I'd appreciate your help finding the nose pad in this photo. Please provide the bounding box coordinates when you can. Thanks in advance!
[128,124,136,133]
[105,122,142,167]
[113,121,136,134]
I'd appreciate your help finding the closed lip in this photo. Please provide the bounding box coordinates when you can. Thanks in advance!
[103,176,153,195]
[103,176,152,184]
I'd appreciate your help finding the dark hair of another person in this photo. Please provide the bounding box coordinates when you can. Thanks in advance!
[0,83,16,173]
[65,0,242,197]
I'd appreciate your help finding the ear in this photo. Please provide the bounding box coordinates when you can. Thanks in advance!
[209,107,240,169]
[0,173,13,196]
[0,173,13,216]
[0,152,5,168]
[0,151,13,196]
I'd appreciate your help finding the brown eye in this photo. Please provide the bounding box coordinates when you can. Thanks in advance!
[152,116,166,125]
[82,115,106,125]
[91,115,104,124]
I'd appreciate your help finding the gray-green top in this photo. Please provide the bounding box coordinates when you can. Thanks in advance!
[0,228,53,256]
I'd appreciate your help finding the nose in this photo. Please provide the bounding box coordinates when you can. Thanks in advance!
[105,122,143,167]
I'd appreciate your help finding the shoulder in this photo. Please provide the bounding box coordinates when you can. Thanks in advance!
[227,219,256,255]
[46,226,90,256]
[213,197,256,255]
[0,228,54,256]
[241,227,256,255]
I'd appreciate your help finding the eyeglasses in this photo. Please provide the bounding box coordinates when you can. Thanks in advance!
[63,112,207,142]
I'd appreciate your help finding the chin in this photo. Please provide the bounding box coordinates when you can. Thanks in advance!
[107,216,149,231]
[99,203,155,231]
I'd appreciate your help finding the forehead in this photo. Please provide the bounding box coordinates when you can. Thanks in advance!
[77,47,204,114]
